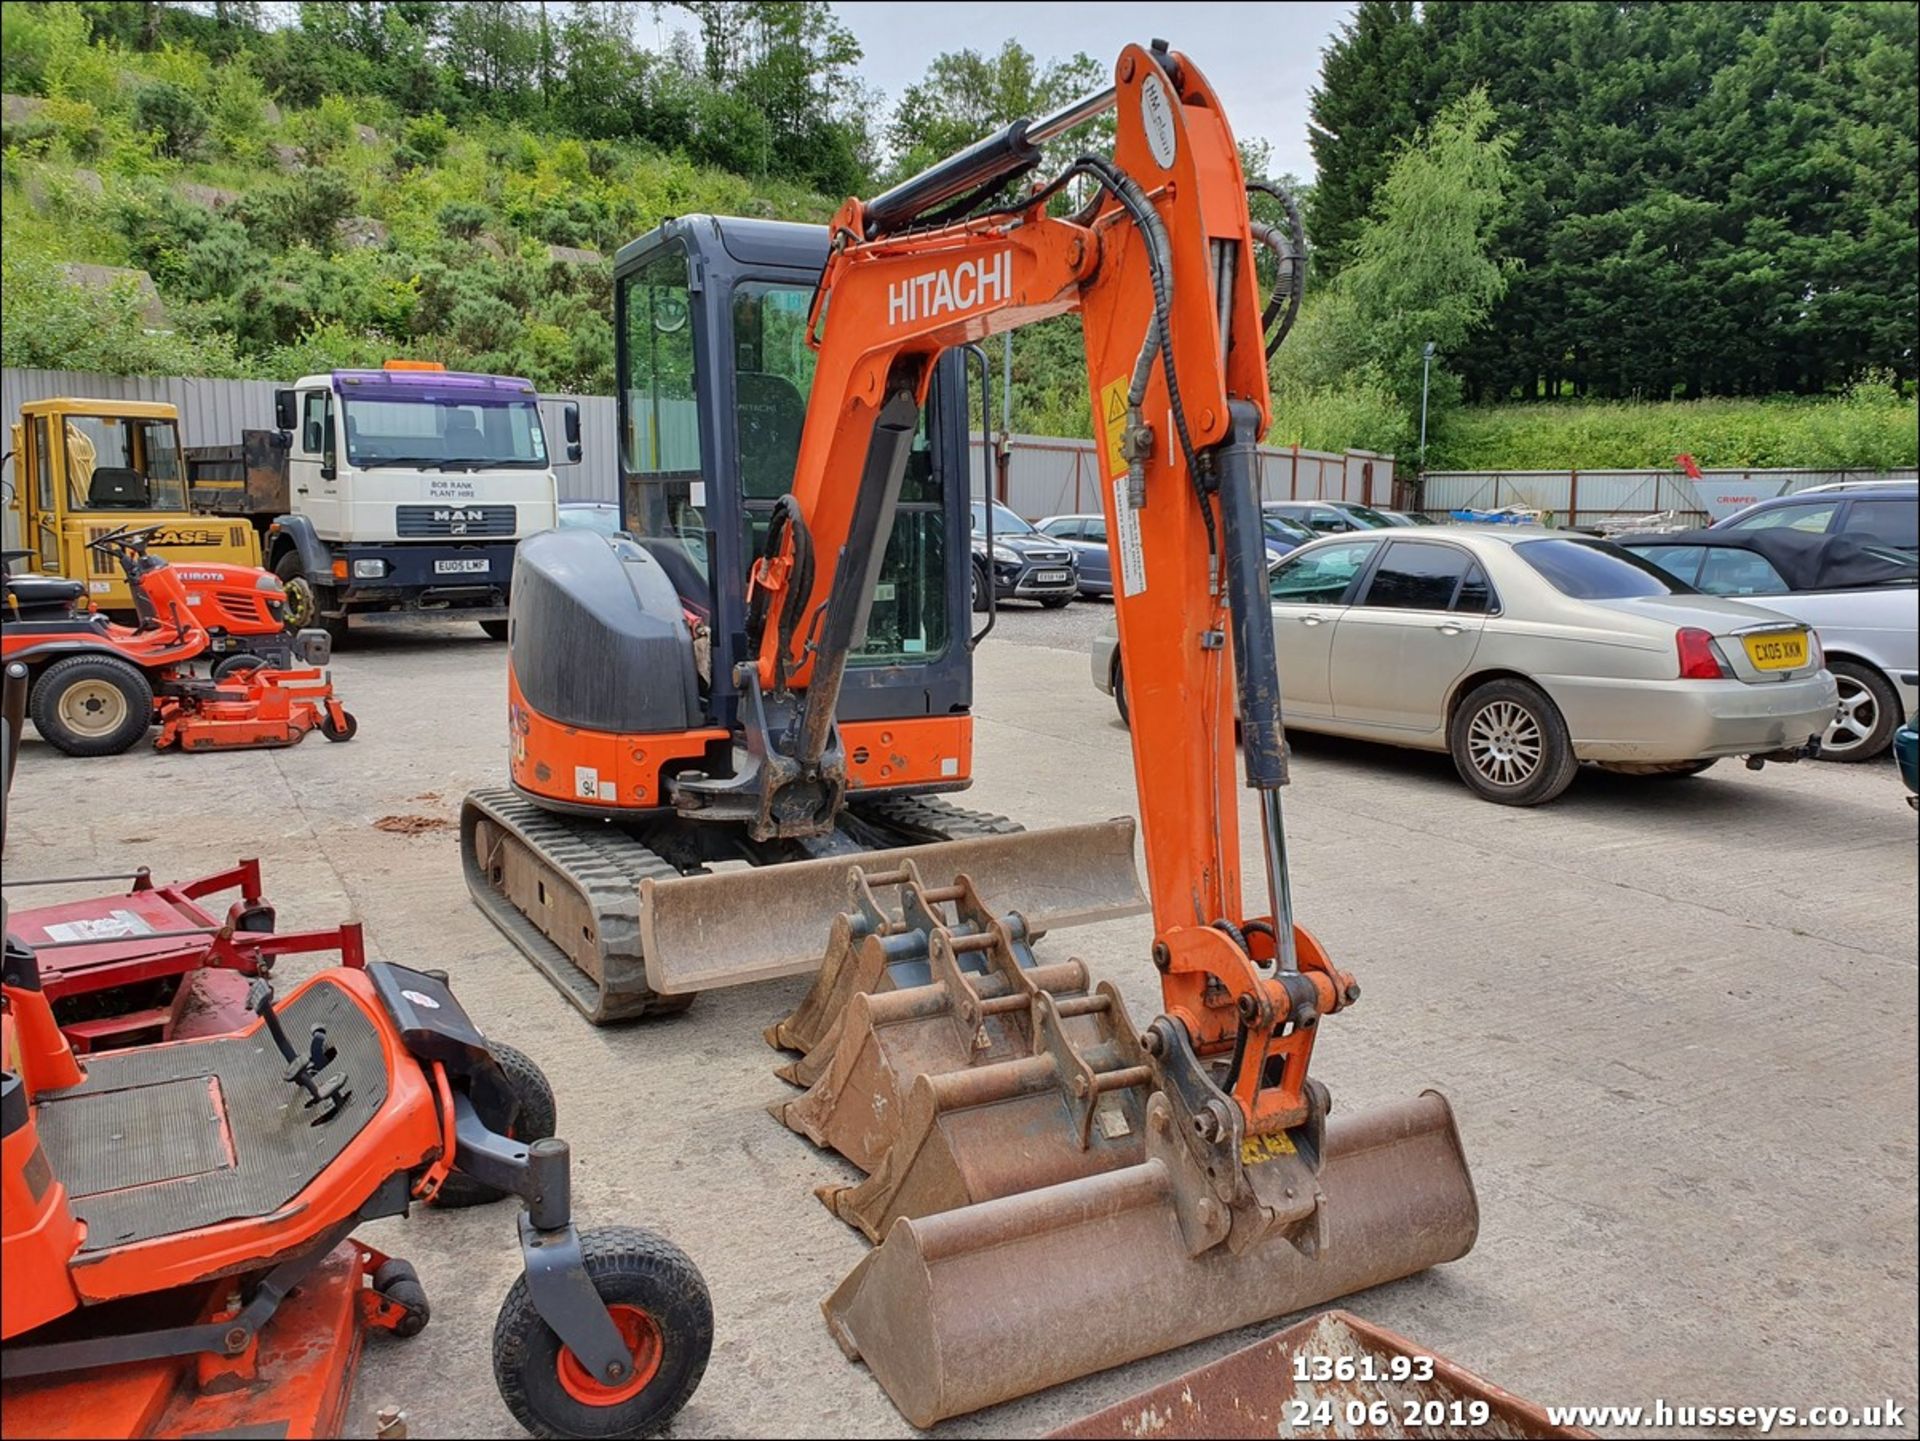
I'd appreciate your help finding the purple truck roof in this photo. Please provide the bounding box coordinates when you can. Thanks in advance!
[331,369,537,401]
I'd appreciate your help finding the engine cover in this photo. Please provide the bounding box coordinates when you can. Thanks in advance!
[509,527,700,734]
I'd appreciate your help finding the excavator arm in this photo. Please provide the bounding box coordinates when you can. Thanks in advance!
[688,39,1356,1226]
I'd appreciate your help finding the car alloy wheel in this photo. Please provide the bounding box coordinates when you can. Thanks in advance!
[1465,699,1543,788]
[1822,673,1879,758]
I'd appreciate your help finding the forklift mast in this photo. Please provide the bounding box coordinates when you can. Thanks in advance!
[610,218,980,742]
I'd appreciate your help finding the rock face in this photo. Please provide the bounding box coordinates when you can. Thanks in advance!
[546,243,604,265]
[273,143,303,171]
[262,99,282,126]
[354,123,379,146]
[60,263,170,330]
[476,233,507,259]
[71,168,105,196]
[177,181,241,210]
[2,93,49,124]
[336,216,391,250]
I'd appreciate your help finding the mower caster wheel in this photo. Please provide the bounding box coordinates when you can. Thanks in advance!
[493,1227,711,1440]
[234,901,276,934]
[373,1259,431,1338]
[319,709,358,743]
[433,1040,558,1209]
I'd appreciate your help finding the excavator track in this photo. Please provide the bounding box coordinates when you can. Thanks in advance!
[460,785,1044,1025]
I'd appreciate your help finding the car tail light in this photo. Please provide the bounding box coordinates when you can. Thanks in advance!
[1676,627,1728,679]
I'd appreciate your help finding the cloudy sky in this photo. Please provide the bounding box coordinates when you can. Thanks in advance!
[650,3,1360,181]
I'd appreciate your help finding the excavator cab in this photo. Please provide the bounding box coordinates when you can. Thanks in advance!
[463,217,1148,1023]
[610,217,974,742]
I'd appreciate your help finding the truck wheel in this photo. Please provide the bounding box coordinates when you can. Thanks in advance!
[480,619,512,642]
[493,1227,712,1441]
[273,553,347,646]
[30,655,154,757]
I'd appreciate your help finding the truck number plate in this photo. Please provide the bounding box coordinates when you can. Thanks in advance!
[435,558,490,575]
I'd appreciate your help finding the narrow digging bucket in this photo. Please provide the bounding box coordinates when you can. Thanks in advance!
[822,1090,1478,1428]
[641,819,1147,996]
[1048,1308,1588,1439]
[801,986,1158,1240]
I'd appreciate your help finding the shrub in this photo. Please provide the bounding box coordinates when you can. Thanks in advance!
[400,110,450,165]
[133,81,210,160]
[436,200,491,238]
[0,248,246,377]
[237,168,355,252]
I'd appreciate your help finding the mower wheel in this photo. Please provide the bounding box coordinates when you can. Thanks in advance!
[373,1257,431,1338]
[435,1040,558,1208]
[319,709,359,743]
[213,654,267,681]
[493,1226,712,1440]
[30,654,154,757]
[234,901,277,933]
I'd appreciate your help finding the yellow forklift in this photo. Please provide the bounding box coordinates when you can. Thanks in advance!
[6,398,262,615]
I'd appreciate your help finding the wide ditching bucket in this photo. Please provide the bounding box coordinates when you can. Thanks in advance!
[766,867,1481,1428]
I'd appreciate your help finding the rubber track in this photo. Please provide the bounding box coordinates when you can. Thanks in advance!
[463,787,1023,1025]
[461,787,688,1024]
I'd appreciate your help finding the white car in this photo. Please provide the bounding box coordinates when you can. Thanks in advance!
[1090,527,1840,806]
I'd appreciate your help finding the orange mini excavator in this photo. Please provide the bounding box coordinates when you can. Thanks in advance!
[468,37,1479,1423]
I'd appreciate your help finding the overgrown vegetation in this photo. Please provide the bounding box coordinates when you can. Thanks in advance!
[1428,379,1920,472]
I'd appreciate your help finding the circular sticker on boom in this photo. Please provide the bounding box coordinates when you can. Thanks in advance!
[401,989,442,1009]
[1139,73,1178,169]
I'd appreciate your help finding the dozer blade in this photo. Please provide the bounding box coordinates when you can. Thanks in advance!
[640,818,1146,996]
[1047,1308,1588,1440]
[821,1090,1478,1428]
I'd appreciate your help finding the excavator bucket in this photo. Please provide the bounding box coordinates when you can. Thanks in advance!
[823,1091,1478,1427]
[1047,1309,1588,1440]
[766,869,1480,1427]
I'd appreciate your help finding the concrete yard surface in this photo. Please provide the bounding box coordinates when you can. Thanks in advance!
[6,611,1915,1439]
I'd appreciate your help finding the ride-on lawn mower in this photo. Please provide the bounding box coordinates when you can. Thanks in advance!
[2,524,354,756]
[1,669,713,1440]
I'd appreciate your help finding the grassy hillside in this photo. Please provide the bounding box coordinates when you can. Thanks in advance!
[1426,384,1918,471]
[1,15,837,391]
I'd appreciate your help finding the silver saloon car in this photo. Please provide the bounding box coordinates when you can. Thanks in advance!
[1090,527,1839,805]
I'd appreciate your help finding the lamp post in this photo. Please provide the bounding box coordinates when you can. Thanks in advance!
[1418,341,1436,471]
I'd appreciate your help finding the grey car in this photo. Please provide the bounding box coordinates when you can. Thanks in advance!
[1034,514,1114,596]
[1091,527,1838,806]
[971,502,1077,610]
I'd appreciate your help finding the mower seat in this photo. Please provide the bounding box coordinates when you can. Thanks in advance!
[4,575,86,619]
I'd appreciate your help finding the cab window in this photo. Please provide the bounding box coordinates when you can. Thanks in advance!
[33,415,53,511]
[300,392,333,462]
[60,414,186,511]
[1269,540,1377,604]
[729,278,946,667]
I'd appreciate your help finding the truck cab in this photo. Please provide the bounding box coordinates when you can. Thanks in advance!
[7,398,262,613]
[265,364,566,639]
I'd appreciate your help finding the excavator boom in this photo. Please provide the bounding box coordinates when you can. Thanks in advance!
[746,38,1478,1422]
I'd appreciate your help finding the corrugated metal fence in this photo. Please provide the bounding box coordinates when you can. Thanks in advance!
[1416,466,1918,527]
[1,367,615,501]
[968,434,1394,517]
[3,369,1391,522]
